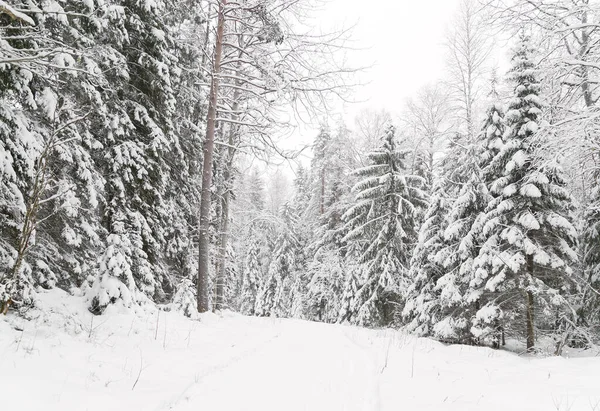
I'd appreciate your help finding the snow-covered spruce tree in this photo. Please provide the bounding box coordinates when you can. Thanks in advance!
[255,204,303,317]
[304,248,345,323]
[0,0,106,311]
[480,96,507,188]
[580,182,600,331]
[310,126,333,216]
[224,243,240,310]
[409,102,504,343]
[469,34,578,350]
[425,98,505,344]
[342,125,427,326]
[88,0,183,312]
[241,238,262,315]
[0,103,37,310]
[337,262,361,323]
[433,156,491,343]
[402,179,451,336]
[303,125,356,322]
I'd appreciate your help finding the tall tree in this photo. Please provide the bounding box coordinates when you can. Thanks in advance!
[445,0,492,140]
[342,125,427,326]
[89,0,184,312]
[403,83,455,190]
[197,0,227,313]
[403,180,452,335]
[195,0,355,312]
[255,204,302,317]
[0,0,106,311]
[470,34,578,350]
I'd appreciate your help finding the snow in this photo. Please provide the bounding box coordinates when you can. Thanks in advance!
[506,149,528,173]
[38,87,58,121]
[152,28,166,42]
[0,1,35,25]
[519,211,540,230]
[82,0,94,11]
[503,183,517,196]
[43,1,68,24]
[2,289,600,411]
[520,183,542,198]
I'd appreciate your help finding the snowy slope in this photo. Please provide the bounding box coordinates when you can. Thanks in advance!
[1,289,599,411]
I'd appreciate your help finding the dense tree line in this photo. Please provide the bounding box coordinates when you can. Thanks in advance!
[2,0,600,354]
[0,0,349,315]
[230,2,600,353]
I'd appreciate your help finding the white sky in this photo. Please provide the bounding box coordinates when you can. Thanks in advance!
[262,0,485,186]
[322,0,462,118]
[276,0,464,157]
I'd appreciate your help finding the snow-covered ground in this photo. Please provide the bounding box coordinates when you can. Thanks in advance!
[1,289,599,411]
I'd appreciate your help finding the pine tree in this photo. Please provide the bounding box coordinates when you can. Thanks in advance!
[469,34,578,350]
[342,125,427,326]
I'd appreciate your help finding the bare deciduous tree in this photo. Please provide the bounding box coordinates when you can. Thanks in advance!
[196,0,359,312]
[446,0,493,141]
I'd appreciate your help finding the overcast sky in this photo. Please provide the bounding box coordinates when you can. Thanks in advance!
[276,0,465,155]
[322,0,462,117]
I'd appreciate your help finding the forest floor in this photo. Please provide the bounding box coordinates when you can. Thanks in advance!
[1,289,600,411]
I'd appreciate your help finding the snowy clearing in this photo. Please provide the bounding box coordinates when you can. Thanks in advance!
[1,289,599,411]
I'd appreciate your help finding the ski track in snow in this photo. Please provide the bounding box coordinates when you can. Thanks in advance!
[171,320,383,411]
[158,332,282,410]
[1,289,600,411]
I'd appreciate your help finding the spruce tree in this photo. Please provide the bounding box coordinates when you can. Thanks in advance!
[305,249,344,323]
[342,125,427,326]
[402,180,451,336]
[579,182,600,328]
[241,239,262,315]
[416,88,506,343]
[337,263,361,323]
[469,34,578,350]
[0,0,105,310]
[434,163,490,343]
[88,0,183,312]
[255,204,301,317]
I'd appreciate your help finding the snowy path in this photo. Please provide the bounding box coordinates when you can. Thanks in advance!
[1,290,600,411]
[168,320,383,411]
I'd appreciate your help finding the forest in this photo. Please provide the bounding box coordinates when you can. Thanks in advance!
[1,0,600,357]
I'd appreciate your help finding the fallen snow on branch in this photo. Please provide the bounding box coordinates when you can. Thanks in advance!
[0,1,35,25]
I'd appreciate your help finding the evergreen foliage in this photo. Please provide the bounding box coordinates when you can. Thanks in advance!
[342,125,427,326]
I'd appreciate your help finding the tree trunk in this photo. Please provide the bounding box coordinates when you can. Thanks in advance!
[579,9,595,109]
[320,171,325,215]
[3,140,51,309]
[214,185,230,310]
[525,254,535,351]
[197,0,226,313]
[214,30,242,311]
[214,143,234,310]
